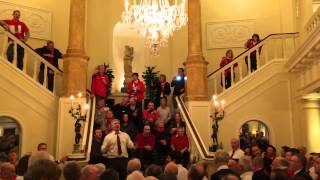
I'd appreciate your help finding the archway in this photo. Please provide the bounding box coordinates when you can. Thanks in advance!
[239,120,270,150]
[0,116,21,162]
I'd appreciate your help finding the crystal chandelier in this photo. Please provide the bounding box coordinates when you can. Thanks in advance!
[122,0,188,55]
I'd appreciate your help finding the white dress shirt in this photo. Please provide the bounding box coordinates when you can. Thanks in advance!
[240,171,253,180]
[228,148,244,160]
[101,131,134,158]
[177,164,188,180]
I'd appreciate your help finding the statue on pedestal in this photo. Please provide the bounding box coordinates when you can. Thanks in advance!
[121,45,134,93]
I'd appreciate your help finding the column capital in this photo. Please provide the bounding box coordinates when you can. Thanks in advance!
[302,93,320,109]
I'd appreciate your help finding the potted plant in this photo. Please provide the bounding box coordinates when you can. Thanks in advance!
[142,66,160,107]
[104,63,115,107]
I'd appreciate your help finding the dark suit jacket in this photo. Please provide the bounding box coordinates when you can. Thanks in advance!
[210,168,238,180]
[294,169,312,180]
[252,168,270,180]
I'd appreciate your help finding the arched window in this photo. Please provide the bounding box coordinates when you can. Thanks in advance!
[0,116,21,162]
[239,120,270,150]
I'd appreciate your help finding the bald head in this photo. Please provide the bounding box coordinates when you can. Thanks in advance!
[127,158,141,174]
[28,151,53,167]
[165,162,178,176]
[126,171,145,180]
[81,165,100,180]
[230,138,240,150]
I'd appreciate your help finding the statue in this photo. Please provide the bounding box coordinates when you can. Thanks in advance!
[121,45,134,93]
[74,119,82,145]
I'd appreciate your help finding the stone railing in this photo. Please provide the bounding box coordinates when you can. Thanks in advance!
[305,7,320,33]
[0,25,62,95]
[207,33,299,96]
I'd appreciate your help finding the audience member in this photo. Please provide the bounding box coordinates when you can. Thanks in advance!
[89,128,103,164]
[101,119,135,180]
[1,10,30,70]
[127,72,145,112]
[290,153,312,180]
[238,156,253,180]
[280,146,290,158]
[314,156,320,180]
[157,97,172,125]
[24,159,61,180]
[81,164,100,180]
[127,158,141,175]
[28,151,53,167]
[100,168,119,180]
[168,112,186,135]
[167,150,188,180]
[188,164,205,180]
[221,174,240,180]
[8,150,19,166]
[228,138,244,161]
[0,162,16,180]
[155,74,171,107]
[171,127,190,167]
[165,162,179,177]
[251,145,272,173]
[219,49,237,89]
[266,145,277,163]
[63,162,82,180]
[135,124,156,167]
[154,120,170,164]
[94,99,108,128]
[244,33,261,72]
[100,110,114,135]
[252,156,270,180]
[91,65,110,102]
[16,154,30,178]
[35,40,63,91]
[171,68,185,109]
[142,102,159,128]
[113,97,129,120]
[210,150,238,180]
[127,97,142,130]
[126,170,145,180]
[144,164,163,178]
[120,113,137,141]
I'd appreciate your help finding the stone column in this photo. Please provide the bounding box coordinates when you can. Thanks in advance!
[184,0,208,101]
[302,93,320,152]
[63,0,89,96]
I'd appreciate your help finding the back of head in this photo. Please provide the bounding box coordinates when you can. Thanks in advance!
[127,158,141,174]
[252,156,264,169]
[144,164,163,178]
[272,157,290,171]
[221,174,241,180]
[81,165,100,180]
[164,162,178,176]
[28,151,53,167]
[271,169,289,180]
[16,154,30,176]
[100,168,119,180]
[158,173,178,180]
[215,150,230,165]
[24,159,61,180]
[126,171,144,180]
[0,162,16,180]
[168,150,182,164]
[63,162,81,180]
[239,156,253,172]
[188,164,205,180]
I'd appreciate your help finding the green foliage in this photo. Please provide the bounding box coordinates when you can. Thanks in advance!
[104,63,115,95]
[142,66,160,102]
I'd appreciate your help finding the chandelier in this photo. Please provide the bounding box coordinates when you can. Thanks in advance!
[121,0,188,55]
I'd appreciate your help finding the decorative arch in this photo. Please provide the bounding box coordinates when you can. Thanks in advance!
[112,22,147,92]
[238,119,272,150]
[0,115,22,157]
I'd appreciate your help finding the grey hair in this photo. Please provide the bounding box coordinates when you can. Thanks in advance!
[215,150,230,164]
[239,156,252,172]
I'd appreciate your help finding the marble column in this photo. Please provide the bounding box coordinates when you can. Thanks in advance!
[184,0,209,101]
[63,0,89,96]
[302,93,320,152]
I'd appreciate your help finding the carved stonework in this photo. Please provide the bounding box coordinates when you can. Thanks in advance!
[121,45,134,93]
[0,1,52,40]
[206,20,255,49]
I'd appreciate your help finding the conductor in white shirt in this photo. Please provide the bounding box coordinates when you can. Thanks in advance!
[228,138,244,161]
[101,118,135,180]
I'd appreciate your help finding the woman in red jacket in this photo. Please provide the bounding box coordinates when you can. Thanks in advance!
[127,72,145,112]
[220,49,237,89]
[91,65,110,103]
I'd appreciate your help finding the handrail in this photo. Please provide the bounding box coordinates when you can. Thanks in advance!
[207,32,299,78]
[0,25,63,73]
[305,6,320,33]
[176,95,214,159]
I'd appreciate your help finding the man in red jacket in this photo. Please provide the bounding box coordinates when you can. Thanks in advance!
[91,65,110,103]
[135,124,155,166]
[127,72,145,111]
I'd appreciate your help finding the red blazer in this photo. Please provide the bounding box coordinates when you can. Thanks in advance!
[143,110,159,124]
[135,133,155,150]
[127,80,145,102]
[171,134,189,151]
[91,73,110,97]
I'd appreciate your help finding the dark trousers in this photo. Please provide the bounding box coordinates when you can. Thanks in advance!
[182,150,190,168]
[7,43,24,70]
[103,157,128,180]
[221,74,231,89]
[245,55,257,72]
[39,68,54,91]
[136,149,156,169]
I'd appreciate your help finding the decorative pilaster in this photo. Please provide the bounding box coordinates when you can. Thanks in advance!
[302,93,320,152]
[184,0,209,101]
[63,0,89,96]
